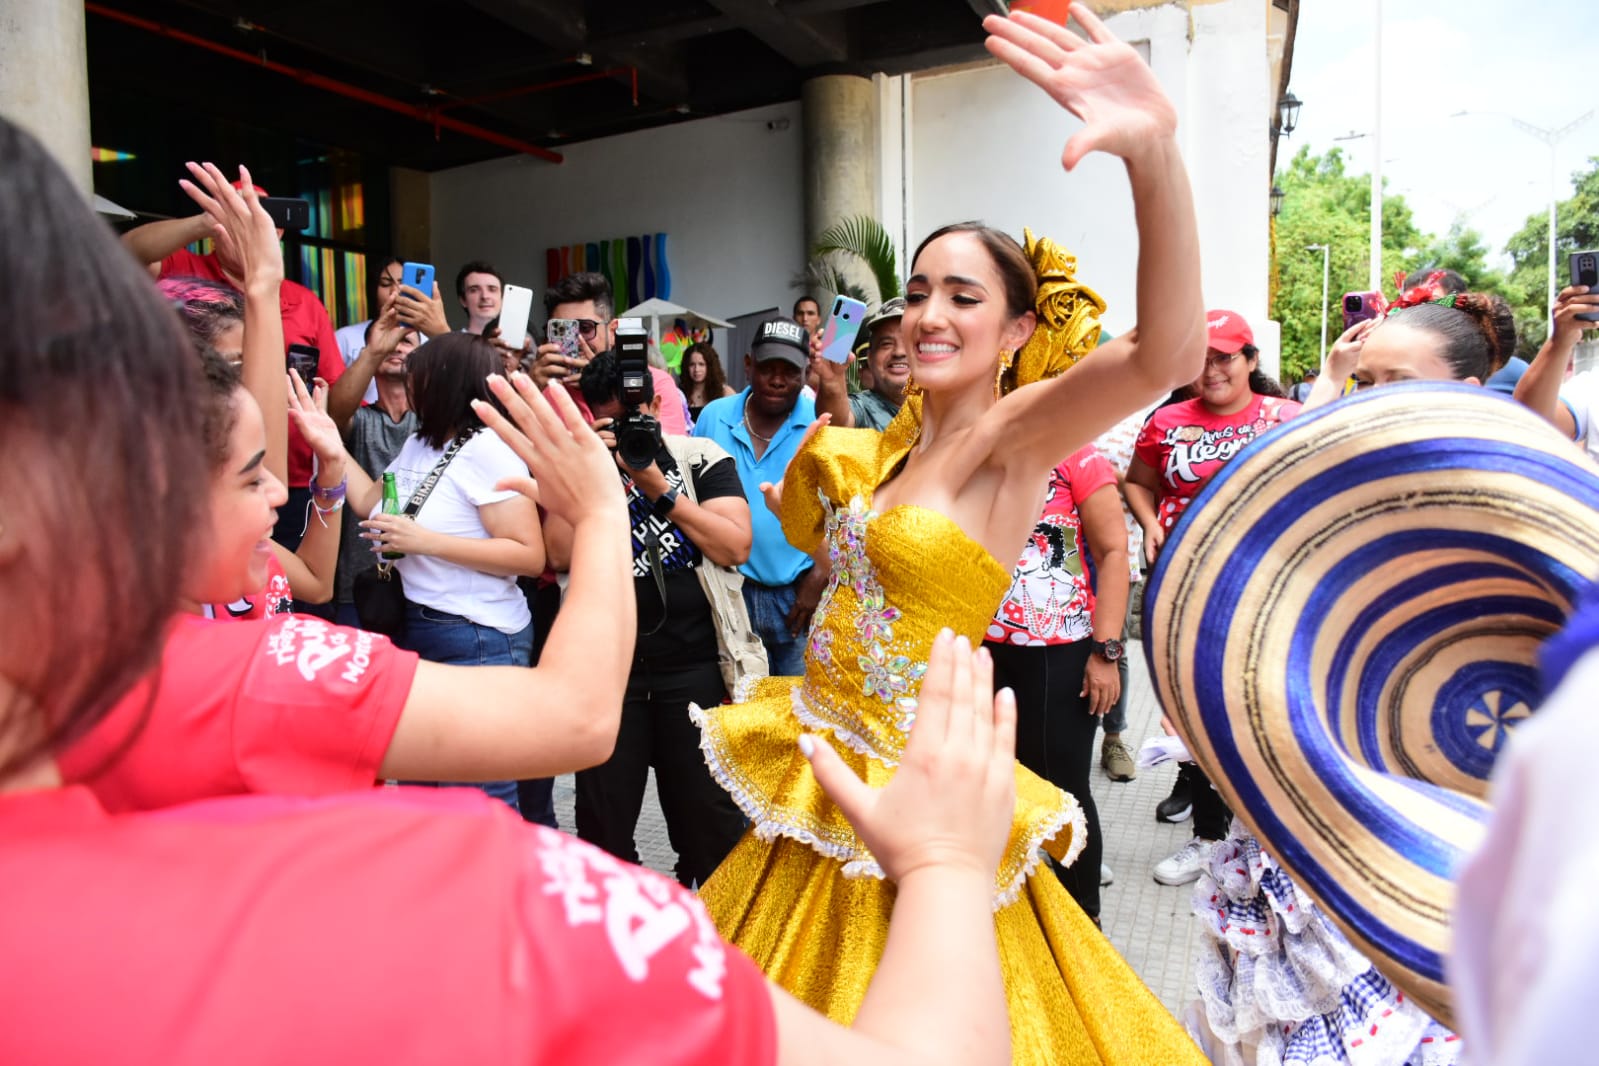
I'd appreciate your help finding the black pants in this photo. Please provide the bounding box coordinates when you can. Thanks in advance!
[1190,763,1232,842]
[515,579,564,829]
[987,639,1102,919]
[575,658,746,888]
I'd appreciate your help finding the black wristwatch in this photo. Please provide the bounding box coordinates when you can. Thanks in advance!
[1090,638,1124,662]
[652,487,680,517]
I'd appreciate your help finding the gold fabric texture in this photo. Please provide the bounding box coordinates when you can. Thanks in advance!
[694,424,1206,1063]
[1003,228,1107,395]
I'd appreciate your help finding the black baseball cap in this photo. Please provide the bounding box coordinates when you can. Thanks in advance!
[749,317,810,370]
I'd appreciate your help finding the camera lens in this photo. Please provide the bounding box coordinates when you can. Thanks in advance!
[1343,295,1362,312]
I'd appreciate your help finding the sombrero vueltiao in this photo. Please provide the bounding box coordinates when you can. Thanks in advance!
[1143,383,1599,1027]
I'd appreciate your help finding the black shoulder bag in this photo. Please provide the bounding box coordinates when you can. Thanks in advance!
[352,432,475,637]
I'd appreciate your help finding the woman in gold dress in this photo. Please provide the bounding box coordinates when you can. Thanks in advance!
[693,7,1212,1061]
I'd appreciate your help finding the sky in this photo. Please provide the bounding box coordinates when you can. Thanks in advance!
[1285,0,1599,270]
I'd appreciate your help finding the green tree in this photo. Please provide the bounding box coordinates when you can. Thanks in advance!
[1271,145,1441,381]
[1502,155,1599,355]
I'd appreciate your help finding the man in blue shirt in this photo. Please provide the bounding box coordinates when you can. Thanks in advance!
[694,317,823,677]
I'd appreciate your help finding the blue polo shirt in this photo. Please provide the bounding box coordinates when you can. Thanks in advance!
[694,386,817,586]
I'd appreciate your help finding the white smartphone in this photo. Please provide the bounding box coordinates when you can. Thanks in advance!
[499,284,535,350]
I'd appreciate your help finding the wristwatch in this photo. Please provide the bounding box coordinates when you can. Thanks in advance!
[652,487,680,517]
[1089,638,1125,662]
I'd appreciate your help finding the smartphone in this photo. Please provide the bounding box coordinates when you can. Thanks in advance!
[1571,251,1599,322]
[499,284,534,349]
[286,343,320,383]
[259,197,310,231]
[547,318,582,362]
[818,296,868,364]
[401,261,435,296]
[1342,291,1384,331]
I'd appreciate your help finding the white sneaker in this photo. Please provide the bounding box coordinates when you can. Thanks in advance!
[1100,863,1114,886]
[1152,837,1213,886]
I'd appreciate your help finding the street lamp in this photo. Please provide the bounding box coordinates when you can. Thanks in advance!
[1270,184,1286,218]
[1277,92,1302,138]
[1307,244,1331,360]
[1453,108,1594,336]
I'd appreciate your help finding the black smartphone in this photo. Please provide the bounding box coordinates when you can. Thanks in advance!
[1571,250,1599,322]
[260,197,311,231]
[287,343,320,383]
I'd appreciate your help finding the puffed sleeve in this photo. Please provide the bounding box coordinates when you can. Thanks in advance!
[778,426,886,555]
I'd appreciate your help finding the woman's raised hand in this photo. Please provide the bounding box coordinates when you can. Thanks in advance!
[477,372,626,527]
[286,369,345,475]
[983,5,1178,171]
[804,632,1016,883]
[178,162,284,295]
[757,414,830,517]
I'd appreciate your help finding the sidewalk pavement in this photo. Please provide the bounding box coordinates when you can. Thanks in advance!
[551,641,1201,1015]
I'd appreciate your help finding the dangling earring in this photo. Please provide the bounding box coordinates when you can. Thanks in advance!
[995,349,1016,398]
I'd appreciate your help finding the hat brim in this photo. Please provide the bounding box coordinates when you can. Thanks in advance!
[750,342,808,369]
[1143,383,1599,1028]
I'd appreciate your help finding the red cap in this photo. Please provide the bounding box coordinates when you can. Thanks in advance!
[1206,309,1254,354]
[230,178,269,197]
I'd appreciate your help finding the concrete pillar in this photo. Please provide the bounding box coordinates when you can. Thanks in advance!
[0,0,92,197]
[801,75,878,299]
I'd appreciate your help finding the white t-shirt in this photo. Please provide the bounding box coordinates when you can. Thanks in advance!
[1559,370,1599,464]
[380,430,531,634]
[334,320,380,406]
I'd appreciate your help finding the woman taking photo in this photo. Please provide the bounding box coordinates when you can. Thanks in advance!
[691,7,1213,1061]
[351,332,546,810]
[0,115,1033,1066]
[1125,310,1299,887]
[679,341,735,422]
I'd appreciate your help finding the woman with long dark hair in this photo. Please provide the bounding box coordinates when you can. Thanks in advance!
[679,341,735,421]
[691,8,1213,1061]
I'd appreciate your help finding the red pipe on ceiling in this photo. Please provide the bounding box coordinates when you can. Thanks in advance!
[86,2,564,164]
[438,66,634,113]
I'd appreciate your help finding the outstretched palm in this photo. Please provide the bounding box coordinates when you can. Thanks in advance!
[984,6,1177,171]
[287,370,344,467]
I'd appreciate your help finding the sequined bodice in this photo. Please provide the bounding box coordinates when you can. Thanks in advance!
[797,493,1012,762]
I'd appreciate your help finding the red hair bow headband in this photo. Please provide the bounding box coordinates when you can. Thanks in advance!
[1389,270,1460,313]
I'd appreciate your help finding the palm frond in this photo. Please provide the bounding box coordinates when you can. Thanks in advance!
[792,256,870,305]
[811,215,902,301]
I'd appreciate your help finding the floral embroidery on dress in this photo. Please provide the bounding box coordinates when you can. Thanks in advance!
[814,491,928,733]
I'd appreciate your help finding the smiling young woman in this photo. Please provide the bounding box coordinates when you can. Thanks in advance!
[688,6,1214,1062]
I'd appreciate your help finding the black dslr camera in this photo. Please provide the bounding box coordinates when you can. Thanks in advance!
[614,322,662,471]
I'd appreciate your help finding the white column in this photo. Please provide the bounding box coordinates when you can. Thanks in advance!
[0,0,92,197]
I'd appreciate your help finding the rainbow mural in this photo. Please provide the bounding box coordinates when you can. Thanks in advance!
[546,232,672,311]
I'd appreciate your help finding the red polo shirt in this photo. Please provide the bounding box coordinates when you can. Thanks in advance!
[161,248,345,488]
[0,785,777,1064]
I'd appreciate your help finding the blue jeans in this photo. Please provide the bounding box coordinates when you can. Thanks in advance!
[396,603,533,812]
[742,579,808,678]
[1102,655,1129,735]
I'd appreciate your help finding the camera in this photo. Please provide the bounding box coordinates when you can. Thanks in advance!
[1341,290,1384,330]
[614,320,662,471]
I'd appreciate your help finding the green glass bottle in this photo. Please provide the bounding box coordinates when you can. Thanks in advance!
[380,472,405,560]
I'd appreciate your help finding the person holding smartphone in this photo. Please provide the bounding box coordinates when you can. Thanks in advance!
[530,272,691,433]
[1514,280,1599,459]
[120,167,346,552]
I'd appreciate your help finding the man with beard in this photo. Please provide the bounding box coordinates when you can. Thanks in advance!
[814,296,911,432]
[693,317,824,677]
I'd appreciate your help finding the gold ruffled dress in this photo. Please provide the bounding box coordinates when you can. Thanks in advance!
[693,410,1208,1063]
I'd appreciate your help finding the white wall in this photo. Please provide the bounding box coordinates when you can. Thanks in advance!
[892,0,1277,370]
[430,101,805,331]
